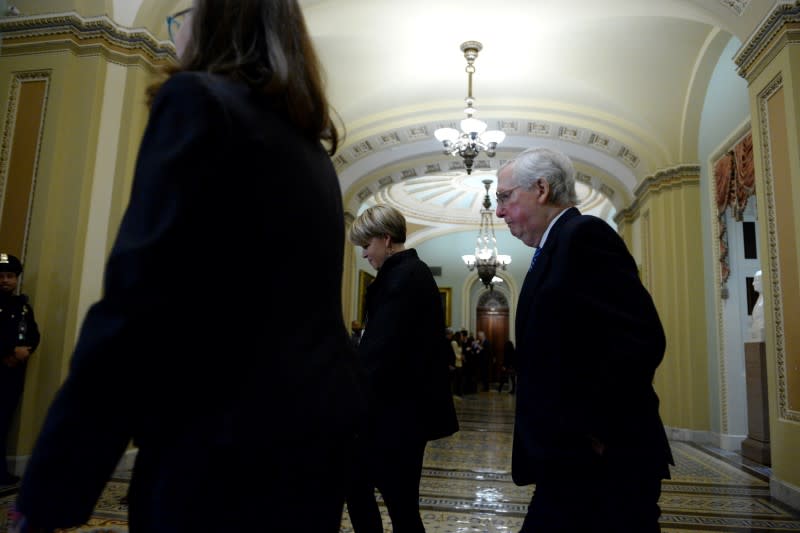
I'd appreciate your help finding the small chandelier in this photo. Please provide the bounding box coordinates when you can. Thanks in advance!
[434,41,505,175]
[463,178,511,289]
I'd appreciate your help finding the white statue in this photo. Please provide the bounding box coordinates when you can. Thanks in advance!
[750,270,764,342]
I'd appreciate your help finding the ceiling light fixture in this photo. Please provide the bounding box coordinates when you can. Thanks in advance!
[463,178,511,289]
[434,41,505,175]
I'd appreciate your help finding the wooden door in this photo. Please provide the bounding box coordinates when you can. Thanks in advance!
[476,290,510,384]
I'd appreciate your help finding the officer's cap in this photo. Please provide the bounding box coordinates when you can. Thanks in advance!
[0,253,22,275]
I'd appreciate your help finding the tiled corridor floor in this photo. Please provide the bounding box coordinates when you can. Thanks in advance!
[2,392,799,532]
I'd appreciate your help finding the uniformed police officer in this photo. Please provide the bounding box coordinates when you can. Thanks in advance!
[0,253,40,486]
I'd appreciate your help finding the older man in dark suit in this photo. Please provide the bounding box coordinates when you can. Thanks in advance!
[495,147,673,532]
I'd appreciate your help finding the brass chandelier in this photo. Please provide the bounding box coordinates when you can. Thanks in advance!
[463,178,511,289]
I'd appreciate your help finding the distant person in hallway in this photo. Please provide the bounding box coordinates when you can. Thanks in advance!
[347,204,459,533]
[450,329,465,397]
[475,330,492,391]
[0,253,40,487]
[497,339,516,394]
[495,147,674,532]
[463,332,477,393]
[11,1,362,532]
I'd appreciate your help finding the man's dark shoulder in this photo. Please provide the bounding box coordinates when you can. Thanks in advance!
[565,213,614,233]
[562,213,623,245]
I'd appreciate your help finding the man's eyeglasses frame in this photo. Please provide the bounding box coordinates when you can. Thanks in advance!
[496,185,523,207]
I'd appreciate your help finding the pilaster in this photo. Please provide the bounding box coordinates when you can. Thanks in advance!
[735,0,800,499]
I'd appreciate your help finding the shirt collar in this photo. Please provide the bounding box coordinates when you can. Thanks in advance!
[537,207,570,251]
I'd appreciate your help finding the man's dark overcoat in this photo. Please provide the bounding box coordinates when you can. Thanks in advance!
[512,207,673,485]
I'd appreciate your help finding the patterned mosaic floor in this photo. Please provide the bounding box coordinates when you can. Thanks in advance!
[2,392,799,532]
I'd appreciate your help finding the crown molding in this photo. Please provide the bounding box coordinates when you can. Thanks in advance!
[735,1,800,82]
[0,12,176,68]
[614,164,701,223]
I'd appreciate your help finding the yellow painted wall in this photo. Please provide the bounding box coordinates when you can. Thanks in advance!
[748,41,800,491]
[0,31,164,454]
[1,52,108,446]
[618,172,710,432]
[13,0,110,16]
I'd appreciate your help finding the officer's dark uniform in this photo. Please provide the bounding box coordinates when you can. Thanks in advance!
[0,253,40,485]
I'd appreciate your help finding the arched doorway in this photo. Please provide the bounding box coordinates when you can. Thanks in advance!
[476,290,509,386]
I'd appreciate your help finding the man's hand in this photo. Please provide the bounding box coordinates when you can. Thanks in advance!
[13,346,32,362]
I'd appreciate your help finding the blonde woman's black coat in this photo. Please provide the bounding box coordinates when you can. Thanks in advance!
[359,248,458,444]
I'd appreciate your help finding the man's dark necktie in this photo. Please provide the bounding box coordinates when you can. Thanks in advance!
[528,247,543,272]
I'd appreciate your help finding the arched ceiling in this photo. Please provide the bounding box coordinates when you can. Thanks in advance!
[18,0,778,238]
[295,0,777,232]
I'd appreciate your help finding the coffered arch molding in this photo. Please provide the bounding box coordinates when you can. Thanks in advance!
[337,112,651,196]
[341,137,635,220]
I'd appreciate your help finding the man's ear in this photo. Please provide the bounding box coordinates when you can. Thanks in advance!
[535,178,551,204]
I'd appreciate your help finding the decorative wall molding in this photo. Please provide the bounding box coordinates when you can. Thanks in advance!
[614,164,701,224]
[477,289,509,309]
[707,124,753,436]
[735,1,800,82]
[0,12,175,68]
[719,0,751,17]
[0,70,51,265]
[757,72,798,422]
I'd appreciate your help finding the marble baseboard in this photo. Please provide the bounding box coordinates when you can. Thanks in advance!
[773,477,800,515]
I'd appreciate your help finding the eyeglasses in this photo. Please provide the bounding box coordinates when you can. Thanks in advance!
[166,7,193,43]
[496,185,523,207]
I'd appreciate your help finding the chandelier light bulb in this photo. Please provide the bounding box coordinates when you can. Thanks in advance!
[481,130,506,144]
[434,128,460,143]
[477,248,493,260]
[461,117,487,135]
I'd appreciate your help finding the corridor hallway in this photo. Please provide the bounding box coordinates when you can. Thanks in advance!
[1,393,799,532]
